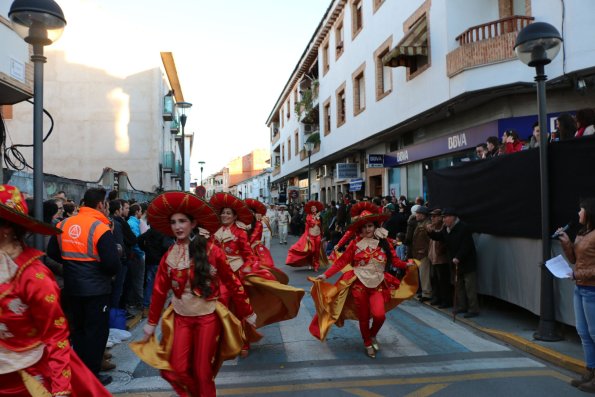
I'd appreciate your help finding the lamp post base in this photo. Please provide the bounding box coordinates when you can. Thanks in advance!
[533,320,562,342]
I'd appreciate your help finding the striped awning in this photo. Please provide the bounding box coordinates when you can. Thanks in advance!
[383,16,428,68]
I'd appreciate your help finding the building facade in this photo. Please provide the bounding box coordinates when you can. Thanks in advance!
[266,0,595,204]
[0,3,191,196]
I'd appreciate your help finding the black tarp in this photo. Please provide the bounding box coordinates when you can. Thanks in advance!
[426,136,595,238]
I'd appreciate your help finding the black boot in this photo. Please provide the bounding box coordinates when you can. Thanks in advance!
[571,367,595,388]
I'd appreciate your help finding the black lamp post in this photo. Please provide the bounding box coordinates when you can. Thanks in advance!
[198,161,205,185]
[9,0,66,250]
[304,141,314,201]
[176,101,192,191]
[514,21,563,341]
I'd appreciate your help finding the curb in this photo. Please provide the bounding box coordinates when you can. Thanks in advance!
[426,303,585,374]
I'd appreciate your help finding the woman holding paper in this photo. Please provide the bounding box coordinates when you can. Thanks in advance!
[558,198,595,393]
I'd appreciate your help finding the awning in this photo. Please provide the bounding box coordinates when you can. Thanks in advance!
[383,16,428,68]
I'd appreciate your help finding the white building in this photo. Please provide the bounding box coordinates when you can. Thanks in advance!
[267,0,595,204]
[235,169,273,203]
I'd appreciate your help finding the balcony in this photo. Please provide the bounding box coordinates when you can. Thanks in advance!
[171,160,181,178]
[170,118,180,134]
[163,151,175,172]
[272,165,280,177]
[446,15,534,77]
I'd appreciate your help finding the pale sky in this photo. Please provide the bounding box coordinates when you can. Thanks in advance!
[50,0,331,182]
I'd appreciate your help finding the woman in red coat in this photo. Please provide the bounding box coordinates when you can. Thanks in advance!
[0,185,110,397]
[209,193,304,357]
[133,191,255,397]
[310,203,417,358]
[286,200,326,271]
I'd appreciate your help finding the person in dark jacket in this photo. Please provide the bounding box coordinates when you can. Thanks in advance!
[108,200,128,309]
[426,208,479,318]
[138,226,174,317]
[47,187,121,386]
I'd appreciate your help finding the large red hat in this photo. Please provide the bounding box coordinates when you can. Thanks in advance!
[244,198,267,216]
[147,191,220,236]
[209,192,253,225]
[347,202,389,234]
[349,201,380,217]
[304,200,324,214]
[0,185,60,235]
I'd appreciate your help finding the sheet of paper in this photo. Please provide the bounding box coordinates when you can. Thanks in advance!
[545,255,572,279]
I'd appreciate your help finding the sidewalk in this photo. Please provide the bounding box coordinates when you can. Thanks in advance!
[425,294,585,373]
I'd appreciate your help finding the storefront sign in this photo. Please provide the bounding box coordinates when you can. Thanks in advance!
[349,178,364,192]
[385,120,498,166]
[336,163,359,180]
[367,154,384,168]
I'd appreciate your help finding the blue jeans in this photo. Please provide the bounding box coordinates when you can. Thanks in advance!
[143,262,158,309]
[574,286,595,368]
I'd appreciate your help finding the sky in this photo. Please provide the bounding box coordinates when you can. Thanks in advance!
[49,0,331,182]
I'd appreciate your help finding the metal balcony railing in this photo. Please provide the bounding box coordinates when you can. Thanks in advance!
[163,151,175,172]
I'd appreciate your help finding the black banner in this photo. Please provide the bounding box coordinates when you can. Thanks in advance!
[426,136,595,238]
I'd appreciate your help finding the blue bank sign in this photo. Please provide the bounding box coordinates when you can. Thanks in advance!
[367,154,384,168]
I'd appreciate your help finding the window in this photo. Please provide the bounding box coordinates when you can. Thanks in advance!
[294,130,299,156]
[287,101,290,120]
[374,36,393,101]
[281,143,285,163]
[373,0,385,13]
[281,109,284,128]
[352,63,366,116]
[336,82,346,127]
[287,137,291,160]
[351,0,363,39]
[335,19,344,59]
[323,98,331,136]
[322,40,330,75]
[294,88,298,104]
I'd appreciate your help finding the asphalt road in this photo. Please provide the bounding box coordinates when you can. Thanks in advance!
[110,233,583,397]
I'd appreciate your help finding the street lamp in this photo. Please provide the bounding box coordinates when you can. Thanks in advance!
[514,21,562,341]
[304,141,314,201]
[198,161,205,185]
[9,0,66,250]
[176,101,192,191]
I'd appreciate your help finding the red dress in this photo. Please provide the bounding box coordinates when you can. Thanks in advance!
[146,241,254,397]
[0,247,110,397]
[212,223,304,331]
[309,238,409,346]
[286,213,325,271]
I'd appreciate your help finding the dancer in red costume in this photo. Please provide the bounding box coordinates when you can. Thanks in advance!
[244,199,289,284]
[132,191,256,397]
[286,200,326,271]
[0,185,111,397]
[310,204,418,358]
[209,193,304,357]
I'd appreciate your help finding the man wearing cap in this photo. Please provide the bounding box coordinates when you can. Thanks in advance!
[427,208,479,318]
[427,209,451,308]
[411,205,432,301]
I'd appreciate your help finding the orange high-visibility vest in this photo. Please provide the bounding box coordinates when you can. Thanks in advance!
[56,208,110,262]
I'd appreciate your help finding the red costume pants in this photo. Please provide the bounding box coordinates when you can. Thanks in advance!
[351,281,386,347]
[161,312,221,397]
[310,235,321,270]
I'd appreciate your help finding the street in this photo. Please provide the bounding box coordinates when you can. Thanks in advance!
[109,234,582,397]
